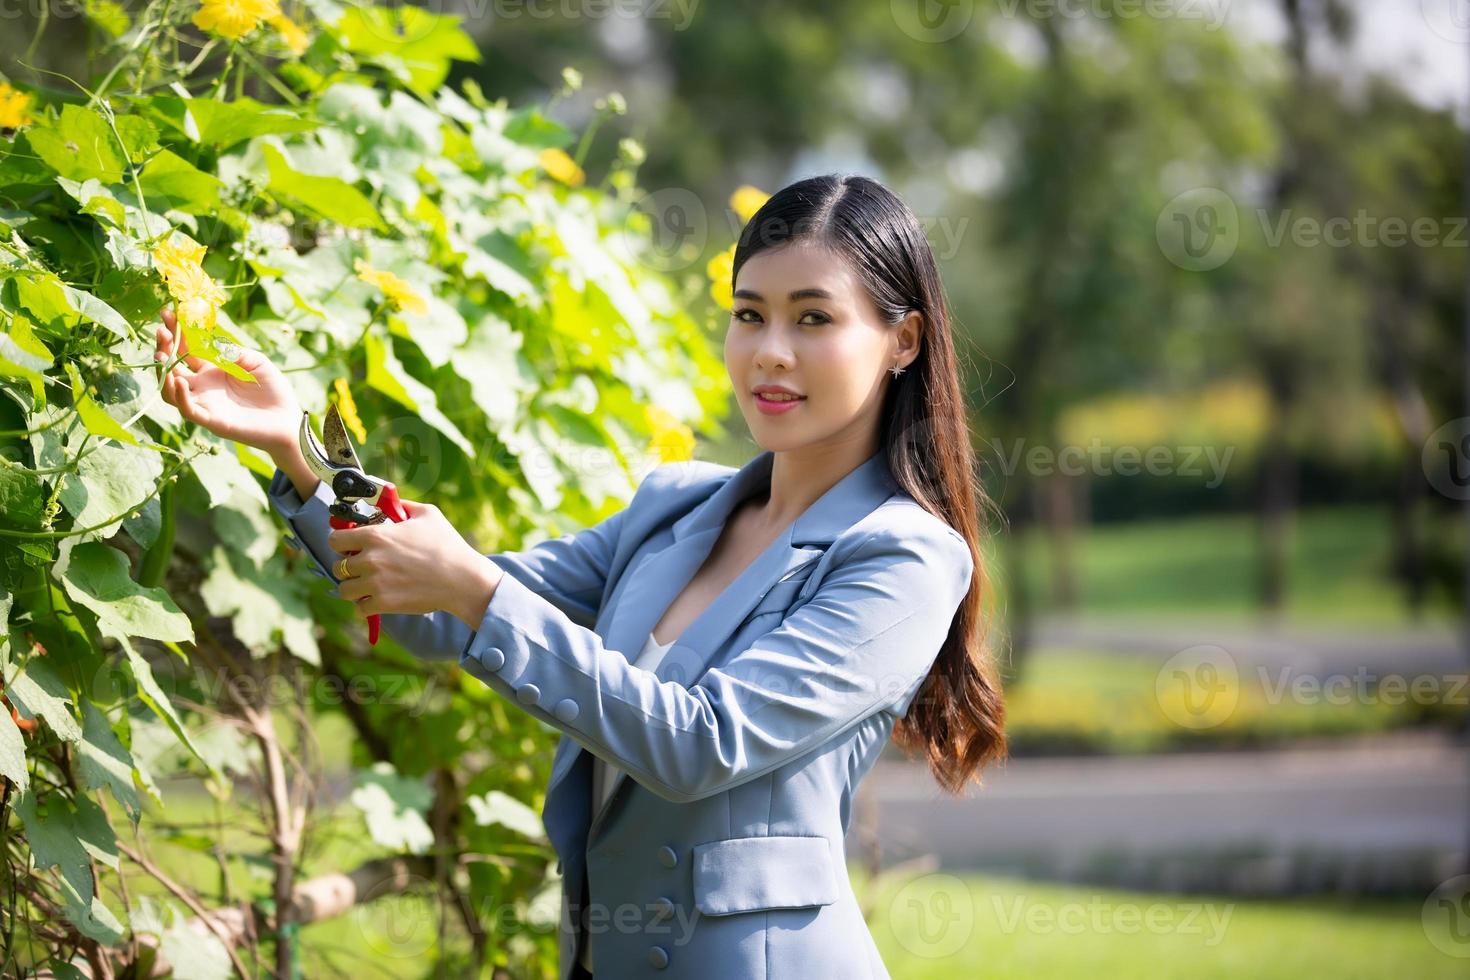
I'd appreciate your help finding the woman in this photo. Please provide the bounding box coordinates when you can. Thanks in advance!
[155,173,1007,979]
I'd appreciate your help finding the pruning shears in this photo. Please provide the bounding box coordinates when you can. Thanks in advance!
[299,404,409,645]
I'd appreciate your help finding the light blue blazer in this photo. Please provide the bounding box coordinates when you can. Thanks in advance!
[268,448,973,979]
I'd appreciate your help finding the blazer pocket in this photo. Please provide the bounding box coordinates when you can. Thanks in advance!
[692,835,839,916]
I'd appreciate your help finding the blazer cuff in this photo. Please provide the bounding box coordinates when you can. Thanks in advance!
[266,467,343,594]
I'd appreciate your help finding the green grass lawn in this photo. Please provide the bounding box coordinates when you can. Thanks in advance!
[854,867,1461,980]
[1010,503,1458,629]
[19,781,1454,978]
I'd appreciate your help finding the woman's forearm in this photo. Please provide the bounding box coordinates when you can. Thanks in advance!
[271,442,322,502]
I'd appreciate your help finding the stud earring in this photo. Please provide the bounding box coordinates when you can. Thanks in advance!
[889,363,906,379]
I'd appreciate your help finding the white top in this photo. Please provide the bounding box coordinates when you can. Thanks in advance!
[578,629,676,972]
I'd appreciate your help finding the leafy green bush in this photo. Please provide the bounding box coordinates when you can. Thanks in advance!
[0,2,725,974]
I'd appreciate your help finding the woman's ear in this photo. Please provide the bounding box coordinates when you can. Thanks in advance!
[895,310,923,370]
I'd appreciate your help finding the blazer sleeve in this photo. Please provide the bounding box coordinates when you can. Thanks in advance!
[458,518,974,803]
[264,468,630,662]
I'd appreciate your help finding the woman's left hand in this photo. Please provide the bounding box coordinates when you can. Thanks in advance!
[326,500,502,627]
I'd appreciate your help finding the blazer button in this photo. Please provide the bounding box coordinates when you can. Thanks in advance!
[651,896,674,921]
[648,945,670,970]
[656,845,678,869]
[515,683,541,706]
[479,647,506,671]
[553,698,580,723]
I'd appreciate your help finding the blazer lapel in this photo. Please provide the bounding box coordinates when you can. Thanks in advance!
[547,448,900,836]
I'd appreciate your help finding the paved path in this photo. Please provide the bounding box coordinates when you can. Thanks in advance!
[852,733,1469,894]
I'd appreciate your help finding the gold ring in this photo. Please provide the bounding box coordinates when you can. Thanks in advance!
[335,556,352,580]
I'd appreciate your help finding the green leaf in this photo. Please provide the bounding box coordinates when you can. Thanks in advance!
[464,230,540,303]
[348,761,434,854]
[78,701,141,822]
[136,149,224,214]
[504,107,573,150]
[64,362,140,445]
[364,333,471,455]
[117,635,203,762]
[62,282,132,339]
[261,142,387,231]
[132,94,316,149]
[60,542,193,644]
[27,105,128,182]
[5,657,82,742]
[335,6,480,96]
[467,789,545,839]
[0,310,53,407]
[26,106,158,182]
[200,546,319,665]
[15,789,124,944]
[32,410,164,541]
[0,705,28,794]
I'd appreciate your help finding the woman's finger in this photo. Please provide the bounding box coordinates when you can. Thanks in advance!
[162,309,205,372]
[174,371,211,426]
[327,526,374,553]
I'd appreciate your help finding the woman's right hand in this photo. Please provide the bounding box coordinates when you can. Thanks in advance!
[154,307,303,457]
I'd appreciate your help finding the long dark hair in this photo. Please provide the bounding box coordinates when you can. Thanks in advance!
[731,173,1007,794]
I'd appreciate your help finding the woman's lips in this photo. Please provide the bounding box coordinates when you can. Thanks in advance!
[755,393,805,415]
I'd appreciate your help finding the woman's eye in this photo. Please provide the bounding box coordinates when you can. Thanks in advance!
[732,307,760,322]
[799,311,831,325]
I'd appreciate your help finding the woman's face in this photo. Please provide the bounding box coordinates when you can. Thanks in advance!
[725,241,919,454]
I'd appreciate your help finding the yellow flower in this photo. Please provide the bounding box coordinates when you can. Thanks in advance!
[332,377,368,444]
[538,147,585,187]
[729,185,769,224]
[191,0,282,41]
[644,405,694,464]
[168,263,229,333]
[268,13,309,56]
[151,233,226,332]
[706,244,734,309]
[0,82,34,130]
[354,258,429,317]
[150,233,208,282]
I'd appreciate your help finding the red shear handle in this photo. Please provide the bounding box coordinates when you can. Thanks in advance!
[331,483,410,646]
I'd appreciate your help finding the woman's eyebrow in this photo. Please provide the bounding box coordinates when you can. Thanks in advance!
[732,287,835,302]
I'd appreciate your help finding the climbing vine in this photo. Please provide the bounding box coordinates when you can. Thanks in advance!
[0,2,729,975]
